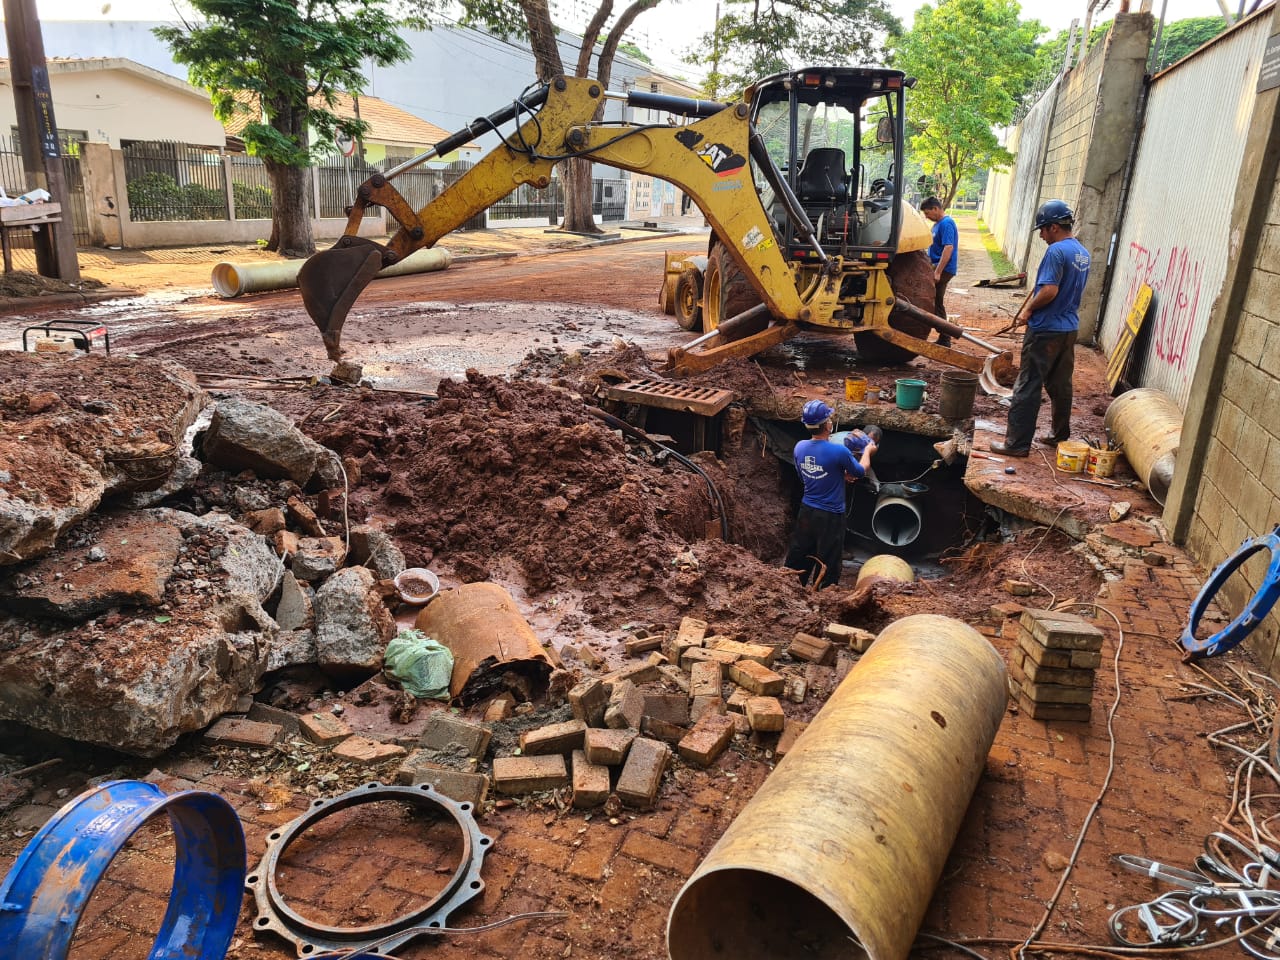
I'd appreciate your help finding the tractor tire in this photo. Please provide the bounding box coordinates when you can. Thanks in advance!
[659,275,677,315]
[674,268,704,331]
[853,250,937,363]
[703,240,762,336]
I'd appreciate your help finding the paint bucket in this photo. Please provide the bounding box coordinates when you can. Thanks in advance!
[1087,447,1120,478]
[1056,440,1089,473]
[937,370,979,420]
[865,388,879,405]
[895,378,927,411]
[845,376,867,402]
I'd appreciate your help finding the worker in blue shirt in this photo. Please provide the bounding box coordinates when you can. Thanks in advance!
[922,196,958,347]
[784,400,877,589]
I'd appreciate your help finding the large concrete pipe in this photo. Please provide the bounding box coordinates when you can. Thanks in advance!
[211,247,452,298]
[667,614,1007,960]
[1104,387,1182,505]
[871,493,922,547]
[855,553,915,587]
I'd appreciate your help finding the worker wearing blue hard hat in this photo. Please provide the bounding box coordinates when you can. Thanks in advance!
[784,400,877,589]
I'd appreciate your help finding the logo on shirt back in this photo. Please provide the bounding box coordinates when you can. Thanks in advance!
[1073,251,1090,271]
[800,455,827,480]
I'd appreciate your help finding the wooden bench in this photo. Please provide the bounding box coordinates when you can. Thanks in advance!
[1,201,62,272]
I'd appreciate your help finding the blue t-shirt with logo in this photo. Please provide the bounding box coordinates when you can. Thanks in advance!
[1030,237,1091,333]
[928,215,958,275]
[794,438,863,513]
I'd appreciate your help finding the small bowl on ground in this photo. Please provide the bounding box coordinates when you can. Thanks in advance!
[394,567,440,605]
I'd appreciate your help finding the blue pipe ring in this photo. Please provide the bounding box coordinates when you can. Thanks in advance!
[1181,529,1280,659]
[0,779,246,960]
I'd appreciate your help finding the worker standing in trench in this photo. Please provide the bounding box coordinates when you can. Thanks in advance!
[991,200,1092,458]
[785,400,877,589]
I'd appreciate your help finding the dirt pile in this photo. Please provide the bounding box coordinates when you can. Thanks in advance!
[0,270,105,299]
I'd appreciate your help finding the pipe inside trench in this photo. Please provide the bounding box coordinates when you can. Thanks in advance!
[667,614,1007,960]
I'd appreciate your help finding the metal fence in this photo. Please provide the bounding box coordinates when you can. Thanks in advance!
[490,179,563,222]
[0,134,91,259]
[228,154,273,220]
[122,140,228,221]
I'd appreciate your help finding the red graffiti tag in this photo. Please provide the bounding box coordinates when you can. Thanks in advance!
[1122,241,1204,373]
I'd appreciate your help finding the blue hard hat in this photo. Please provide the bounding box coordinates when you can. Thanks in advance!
[801,399,834,426]
[1033,199,1074,231]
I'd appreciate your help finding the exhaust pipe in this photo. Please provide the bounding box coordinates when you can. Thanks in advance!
[667,614,1007,960]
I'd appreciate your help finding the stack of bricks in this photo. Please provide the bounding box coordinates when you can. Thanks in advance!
[1007,608,1105,721]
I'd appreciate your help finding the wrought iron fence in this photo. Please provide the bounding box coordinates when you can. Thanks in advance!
[489,179,563,223]
[228,154,273,220]
[0,134,91,267]
[594,177,627,221]
[122,140,228,221]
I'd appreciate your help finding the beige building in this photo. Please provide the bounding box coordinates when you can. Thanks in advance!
[625,72,704,220]
[0,57,227,149]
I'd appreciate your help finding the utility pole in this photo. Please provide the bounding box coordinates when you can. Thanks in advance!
[3,0,80,280]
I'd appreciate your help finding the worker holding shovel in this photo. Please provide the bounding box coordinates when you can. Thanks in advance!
[991,200,1091,458]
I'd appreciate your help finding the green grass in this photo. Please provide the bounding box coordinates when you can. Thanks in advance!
[977,218,1018,277]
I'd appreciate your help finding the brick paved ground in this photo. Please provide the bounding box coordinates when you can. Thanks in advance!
[0,533,1260,960]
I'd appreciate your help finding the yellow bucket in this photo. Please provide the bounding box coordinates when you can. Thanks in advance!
[1056,440,1088,473]
[1086,447,1119,478]
[845,377,867,402]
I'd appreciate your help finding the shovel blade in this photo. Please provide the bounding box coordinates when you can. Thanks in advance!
[298,237,386,360]
[979,351,1016,398]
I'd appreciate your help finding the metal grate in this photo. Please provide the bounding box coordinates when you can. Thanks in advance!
[603,379,735,416]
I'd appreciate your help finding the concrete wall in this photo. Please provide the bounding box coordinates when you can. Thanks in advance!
[0,62,226,148]
[1165,1,1280,671]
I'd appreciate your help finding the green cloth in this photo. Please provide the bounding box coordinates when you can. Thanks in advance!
[383,628,453,700]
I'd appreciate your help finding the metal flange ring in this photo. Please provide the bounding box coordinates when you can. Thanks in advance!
[247,781,492,957]
[1180,528,1280,659]
[0,779,246,960]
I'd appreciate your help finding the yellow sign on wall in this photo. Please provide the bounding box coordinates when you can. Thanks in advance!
[1107,282,1153,393]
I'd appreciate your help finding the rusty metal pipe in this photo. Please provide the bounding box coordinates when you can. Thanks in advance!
[1103,387,1182,505]
[667,614,1007,960]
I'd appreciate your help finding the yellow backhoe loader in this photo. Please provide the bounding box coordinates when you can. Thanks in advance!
[298,69,1014,393]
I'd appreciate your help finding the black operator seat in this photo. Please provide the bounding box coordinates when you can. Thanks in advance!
[796,147,849,204]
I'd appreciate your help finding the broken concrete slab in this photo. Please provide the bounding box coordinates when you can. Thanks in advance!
[313,565,396,675]
[196,396,322,485]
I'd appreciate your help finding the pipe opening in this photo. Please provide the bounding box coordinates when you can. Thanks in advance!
[871,495,921,546]
[211,262,243,298]
[668,869,865,960]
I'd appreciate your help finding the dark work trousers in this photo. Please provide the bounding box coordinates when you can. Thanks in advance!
[933,271,954,343]
[784,504,846,589]
[1005,328,1078,451]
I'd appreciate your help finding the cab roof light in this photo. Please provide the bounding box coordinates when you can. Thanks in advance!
[803,74,822,86]
[887,77,902,89]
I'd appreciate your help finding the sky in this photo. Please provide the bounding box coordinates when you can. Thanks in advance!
[35,0,1250,82]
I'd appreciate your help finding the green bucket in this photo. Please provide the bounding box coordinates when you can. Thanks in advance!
[895,378,927,411]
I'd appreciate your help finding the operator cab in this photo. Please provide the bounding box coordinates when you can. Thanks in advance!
[749,67,911,263]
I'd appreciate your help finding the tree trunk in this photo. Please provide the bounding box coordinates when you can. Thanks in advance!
[265,161,315,258]
[561,156,599,233]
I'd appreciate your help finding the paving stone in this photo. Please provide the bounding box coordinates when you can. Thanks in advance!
[624,633,664,656]
[1017,631,1072,668]
[787,632,834,665]
[1021,658,1095,687]
[726,687,751,713]
[689,660,723,699]
[745,697,784,733]
[601,661,661,686]
[1023,682,1094,705]
[677,713,734,767]
[615,737,669,809]
[783,674,808,704]
[658,664,690,692]
[728,660,785,696]
[605,679,644,730]
[1020,608,1105,651]
[776,719,809,757]
[332,736,407,764]
[419,712,492,758]
[299,711,353,746]
[643,693,690,726]
[567,677,607,726]
[571,750,611,808]
[640,716,688,744]
[246,702,302,739]
[395,752,489,807]
[690,695,725,722]
[1016,694,1092,722]
[484,695,514,722]
[823,622,876,653]
[492,754,569,795]
[673,616,708,647]
[708,638,776,666]
[202,717,281,749]
[584,727,637,766]
[520,719,588,755]
[680,646,739,671]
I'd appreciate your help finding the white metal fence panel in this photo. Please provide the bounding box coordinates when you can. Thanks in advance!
[1098,12,1270,408]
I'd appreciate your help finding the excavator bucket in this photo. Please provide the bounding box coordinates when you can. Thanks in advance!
[298,236,386,360]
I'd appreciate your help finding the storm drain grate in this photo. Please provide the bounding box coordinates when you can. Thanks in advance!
[603,379,735,416]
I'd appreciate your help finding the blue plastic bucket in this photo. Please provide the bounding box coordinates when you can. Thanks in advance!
[895,378,927,411]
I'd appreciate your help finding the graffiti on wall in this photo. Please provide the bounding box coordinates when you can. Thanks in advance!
[1122,241,1205,373]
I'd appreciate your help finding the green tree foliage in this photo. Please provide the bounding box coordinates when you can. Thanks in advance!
[1151,16,1227,71]
[691,0,901,99]
[891,0,1042,207]
[155,0,412,257]
[1023,20,1109,108]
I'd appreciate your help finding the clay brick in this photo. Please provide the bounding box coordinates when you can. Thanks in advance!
[332,736,407,765]
[1024,682,1093,705]
[643,693,690,726]
[690,695,725,722]
[709,638,777,666]
[677,713,735,767]
[492,754,569,795]
[624,633,665,656]
[299,711,353,746]
[1017,631,1072,668]
[680,647,739,671]
[520,719,587,755]
[605,679,645,730]
[787,632,835,665]
[674,616,709,647]
[1020,608,1105,651]
[1017,694,1092,722]
[730,712,751,736]
[689,660,723,699]
[568,678,608,727]
[729,659,785,696]
[989,601,1025,620]
[202,717,281,749]
[776,719,809,757]
[824,622,876,653]
[571,750,611,808]
[584,727,637,765]
[484,695,514,723]
[726,687,751,713]
[1021,658,1095,687]
[745,697,785,733]
[658,665,690,692]
[641,716,689,744]
[615,737,670,809]
[395,753,489,807]
[1070,649,1103,669]
[246,702,301,738]
[601,661,661,686]
[419,712,492,758]
[834,653,855,684]
[783,674,808,704]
